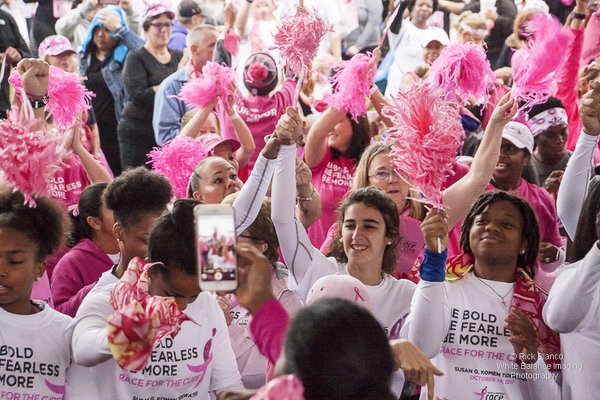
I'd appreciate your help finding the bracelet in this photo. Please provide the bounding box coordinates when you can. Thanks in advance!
[369,84,379,96]
[228,112,241,121]
[573,12,586,20]
[28,93,49,109]
[297,186,316,202]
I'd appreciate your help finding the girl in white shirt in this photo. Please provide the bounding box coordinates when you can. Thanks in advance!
[0,188,73,399]
[71,199,243,399]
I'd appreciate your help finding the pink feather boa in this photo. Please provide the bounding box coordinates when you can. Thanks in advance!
[429,43,495,106]
[382,82,464,208]
[272,7,331,74]
[0,92,68,207]
[323,53,376,121]
[8,66,93,127]
[511,13,573,110]
[177,62,234,109]
[147,137,208,198]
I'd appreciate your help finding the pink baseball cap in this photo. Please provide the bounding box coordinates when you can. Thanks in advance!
[196,133,241,154]
[143,2,176,20]
[306,274,372,310]
[38,35,75,58]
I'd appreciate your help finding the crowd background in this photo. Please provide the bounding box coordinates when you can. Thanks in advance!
[2,0,600,399]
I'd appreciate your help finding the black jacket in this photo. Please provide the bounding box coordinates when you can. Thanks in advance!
[0,9,30,118]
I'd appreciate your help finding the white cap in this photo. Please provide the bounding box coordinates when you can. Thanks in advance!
[422,28,450,47]
[522,0,550,14]
[502,121,534,153]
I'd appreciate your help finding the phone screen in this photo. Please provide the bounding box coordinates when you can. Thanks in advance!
[197,213,237,283]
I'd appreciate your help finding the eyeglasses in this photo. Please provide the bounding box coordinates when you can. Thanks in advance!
[368,169,401,182]
[500,143,523,155]
[150,22,173,31]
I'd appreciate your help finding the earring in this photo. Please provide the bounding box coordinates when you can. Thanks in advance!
[519,249,525,255]
[387,241,392,245]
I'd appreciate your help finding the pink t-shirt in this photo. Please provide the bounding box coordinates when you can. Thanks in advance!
[307,148,356,248]
[49,155,92,208]
[236,79,295,171]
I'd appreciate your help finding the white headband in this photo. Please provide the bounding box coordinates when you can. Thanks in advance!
[528,107,568,137]
[460,23,489,38]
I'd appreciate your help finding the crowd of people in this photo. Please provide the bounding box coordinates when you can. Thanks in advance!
[1,0,600,399]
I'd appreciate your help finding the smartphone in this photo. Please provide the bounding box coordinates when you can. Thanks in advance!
[195,204,238,292]
[98,0,120,5]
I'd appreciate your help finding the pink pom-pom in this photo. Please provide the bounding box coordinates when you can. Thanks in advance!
[322,53,375,121]
[382,82,464,208]
[0,101,67,207]
[512,14,573,110]
[224,29,240,55]
[272,8,331,74]
[147,137,208,198]
[429,43,495,105]
[178,62,234,108]
[8,66,93,126]
[248,62,269,81]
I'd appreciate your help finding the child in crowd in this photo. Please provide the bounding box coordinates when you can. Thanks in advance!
[0,187,73,398]
[51,183,119,317]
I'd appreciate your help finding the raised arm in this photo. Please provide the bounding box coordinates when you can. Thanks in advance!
[442,94,517,229]
[304,107,345,168]
[67,123,112,184]
[557,81,600,239]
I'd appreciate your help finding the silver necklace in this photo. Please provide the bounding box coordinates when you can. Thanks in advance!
[475,276,515,307]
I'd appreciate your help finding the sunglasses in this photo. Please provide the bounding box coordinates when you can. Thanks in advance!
[150,22,173,31]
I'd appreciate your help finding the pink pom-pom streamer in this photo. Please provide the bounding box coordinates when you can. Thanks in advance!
[177,62,234,109]
[8,66,93,126]
[147,137,208,198]
[108,257,192,371]
[429,43,495,106]
[272,8,331,74]
[511,14,573,110]
[0,100,67,207]
[322,53,375,121]
[224,29,240,55]
[382,82,464,208]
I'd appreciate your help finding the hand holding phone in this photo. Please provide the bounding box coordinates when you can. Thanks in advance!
[195,205,238,292]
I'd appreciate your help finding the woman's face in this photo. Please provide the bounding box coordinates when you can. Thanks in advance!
[366,152,410,211]
[199,113,219,136]
[327,116,353,153]
[193,158,240,204]
[412,0,434,23]
[46,52,77,73]
[0,228,44,315]
[253,0,274,20]
[212,143,240,174]
[459,31,486,46]
[93,26,117,53]
[493,139,530,184]
[535,125,567,162]
[146,14,173,48]
[469,200,526,266]
[95,203,119,254]
[423,41,444,65]
[342,203,389,270]
[149,266,201,311]
[116,211,164,263]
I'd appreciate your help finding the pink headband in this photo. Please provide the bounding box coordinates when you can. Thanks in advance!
[528,107,568,137]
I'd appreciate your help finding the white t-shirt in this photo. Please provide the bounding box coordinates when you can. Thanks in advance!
[0,302,73,399]
[385,21,448,98]
[414,273,559,399]
[71,271,243,400]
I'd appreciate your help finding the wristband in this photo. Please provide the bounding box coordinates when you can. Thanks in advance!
[573,12,586,20]
[28,94,49,109]
[419,248,447,282]
[369,84,379,96]
[297,186,316,202]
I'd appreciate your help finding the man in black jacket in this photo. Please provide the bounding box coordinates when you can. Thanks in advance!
[0,7,30,119]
